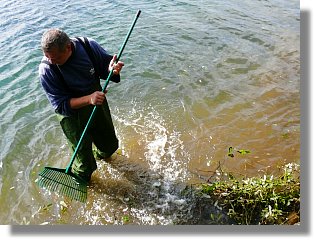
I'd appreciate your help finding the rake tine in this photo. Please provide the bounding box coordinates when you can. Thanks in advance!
[60,184,65,196]
[52,177,59,191]
[42,176,50,189]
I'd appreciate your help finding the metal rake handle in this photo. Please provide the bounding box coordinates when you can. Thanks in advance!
[65,10,141,173]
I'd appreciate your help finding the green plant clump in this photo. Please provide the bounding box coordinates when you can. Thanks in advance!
[200,163,300,225]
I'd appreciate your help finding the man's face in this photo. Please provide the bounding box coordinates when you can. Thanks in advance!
[44,44,71,65]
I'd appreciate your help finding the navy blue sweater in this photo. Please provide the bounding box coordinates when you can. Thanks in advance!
[39,37,120,116]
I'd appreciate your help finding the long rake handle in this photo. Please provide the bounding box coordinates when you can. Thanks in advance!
[65,10,141,173]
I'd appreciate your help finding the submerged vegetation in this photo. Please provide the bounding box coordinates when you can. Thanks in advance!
[197,163,300,225]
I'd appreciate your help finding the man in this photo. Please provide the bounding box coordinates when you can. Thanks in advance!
[39,28,124,183]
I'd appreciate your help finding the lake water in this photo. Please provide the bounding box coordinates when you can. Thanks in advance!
[0,0,300,225]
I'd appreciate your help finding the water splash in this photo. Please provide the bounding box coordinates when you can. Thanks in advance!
[67,103,195,225]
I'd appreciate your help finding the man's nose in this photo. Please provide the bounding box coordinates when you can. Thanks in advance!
[48,58,56,64]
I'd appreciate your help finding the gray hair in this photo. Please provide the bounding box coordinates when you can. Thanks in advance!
[41,28,70,52]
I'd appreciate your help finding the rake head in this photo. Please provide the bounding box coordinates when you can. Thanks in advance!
[37,167,87,203]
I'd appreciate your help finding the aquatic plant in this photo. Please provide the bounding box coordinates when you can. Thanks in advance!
[200,163,300,225]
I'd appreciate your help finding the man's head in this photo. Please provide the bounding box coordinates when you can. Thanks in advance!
[41,29,72,65]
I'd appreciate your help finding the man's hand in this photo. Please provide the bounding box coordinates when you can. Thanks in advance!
[90,91,106,106]
[109,54,124,75]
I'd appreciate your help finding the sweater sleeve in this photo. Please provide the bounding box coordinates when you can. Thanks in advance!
[87,38,121,83]
[39,61,75,116]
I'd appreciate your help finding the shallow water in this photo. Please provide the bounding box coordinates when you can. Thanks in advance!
[0,0,300,224]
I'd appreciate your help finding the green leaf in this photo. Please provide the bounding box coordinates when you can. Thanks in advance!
[237,149,251,155]
[228,147,234,158]
[122,215,130,223]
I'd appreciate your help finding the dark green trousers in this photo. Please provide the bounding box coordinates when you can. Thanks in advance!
[58,98,118,180]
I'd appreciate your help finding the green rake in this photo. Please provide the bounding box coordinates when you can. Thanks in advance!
[37,10,141,203]
[38,167,88,202]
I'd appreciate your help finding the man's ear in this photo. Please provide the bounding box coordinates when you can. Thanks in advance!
[66,43,72,51]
